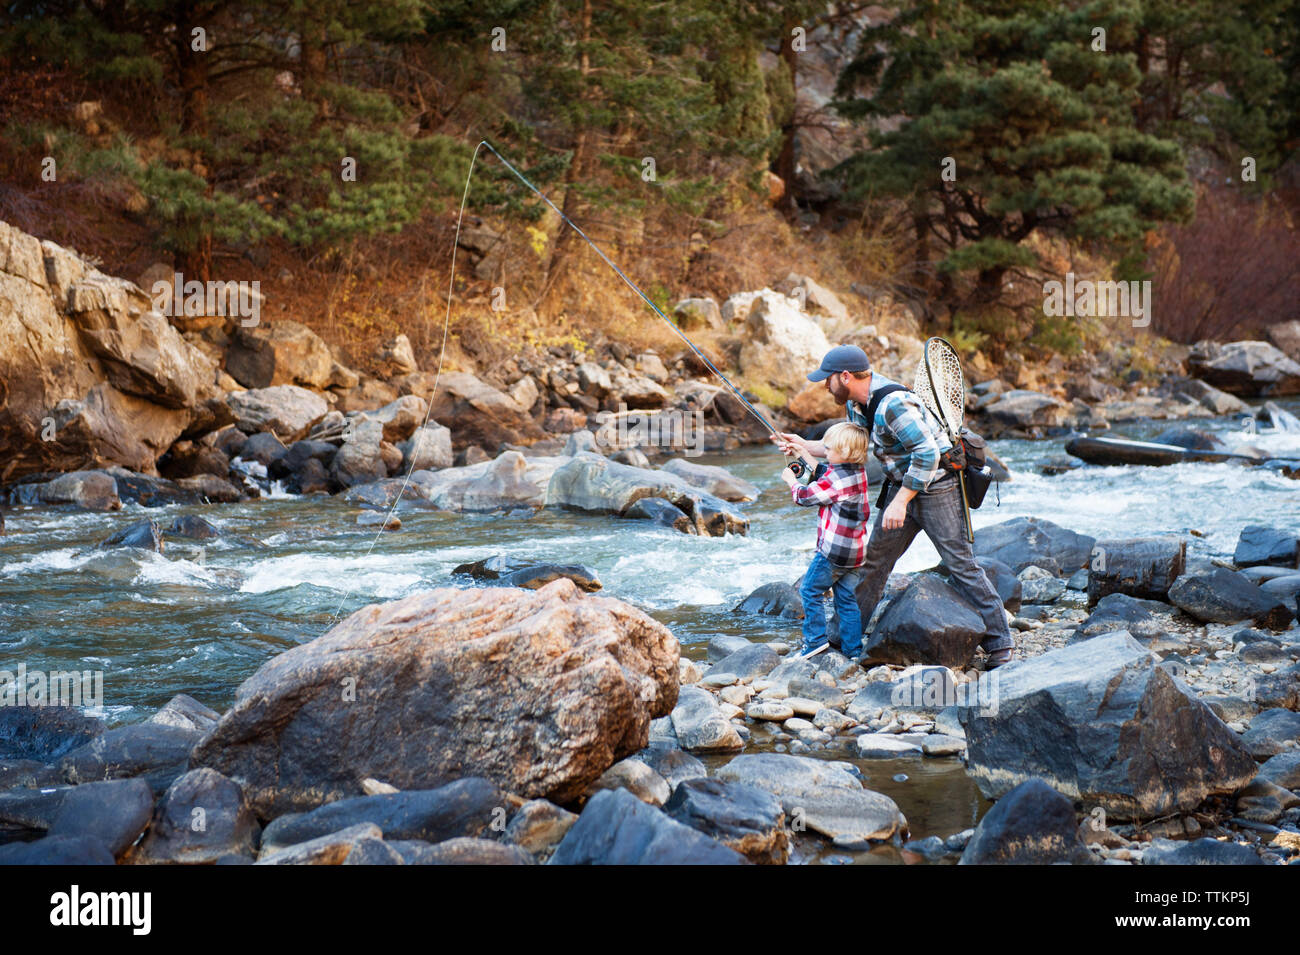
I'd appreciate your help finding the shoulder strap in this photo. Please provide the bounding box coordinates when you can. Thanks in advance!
[864,384,909,435]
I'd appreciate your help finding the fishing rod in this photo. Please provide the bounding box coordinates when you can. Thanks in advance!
[473,140,808,469]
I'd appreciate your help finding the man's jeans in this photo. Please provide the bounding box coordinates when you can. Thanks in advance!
[855,474,1014,653]
[800,551,865,657]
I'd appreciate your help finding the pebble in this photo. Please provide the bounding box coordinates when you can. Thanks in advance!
[784,717,816,734]
[703,671,738,688]
[748,702,794,721]
[813,708,856,732]
[679,659,702,684]
[893,774,909,783]
[718,702,744,720]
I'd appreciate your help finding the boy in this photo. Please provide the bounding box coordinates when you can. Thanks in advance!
[780,421,872,660]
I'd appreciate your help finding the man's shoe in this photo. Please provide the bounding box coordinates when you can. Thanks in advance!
[797,642,829,660]
[984,647,1014,670]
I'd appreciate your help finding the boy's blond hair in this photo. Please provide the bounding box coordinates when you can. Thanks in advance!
[823,421,871,463]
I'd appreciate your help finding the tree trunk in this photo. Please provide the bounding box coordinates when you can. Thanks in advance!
[175,0,211,281]
[538,0,593,316]
[773,17,800,216]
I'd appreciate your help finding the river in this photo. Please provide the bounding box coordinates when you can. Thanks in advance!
[2,400,1299,862]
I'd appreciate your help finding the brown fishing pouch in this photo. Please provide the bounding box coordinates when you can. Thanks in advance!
[943,429,993,508]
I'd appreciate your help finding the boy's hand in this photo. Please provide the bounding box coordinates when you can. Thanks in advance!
[780,466,797,486]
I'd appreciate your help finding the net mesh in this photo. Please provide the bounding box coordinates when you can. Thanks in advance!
[912,338,966,436]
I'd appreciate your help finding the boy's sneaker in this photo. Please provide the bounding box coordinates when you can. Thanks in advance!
[797,641,829,660]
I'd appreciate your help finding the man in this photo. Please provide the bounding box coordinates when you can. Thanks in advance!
[771,344,1015,668]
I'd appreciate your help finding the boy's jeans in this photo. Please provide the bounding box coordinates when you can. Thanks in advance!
[800,551,865,657]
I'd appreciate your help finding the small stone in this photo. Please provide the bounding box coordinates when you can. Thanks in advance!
[719,684,753,707]
[678,659,702,684]
[784,718,816,734]
[856,734,923,758]
[921,734,967,756]
[702,671,738,688]
[747,702,795,721]
[784,697,824,717]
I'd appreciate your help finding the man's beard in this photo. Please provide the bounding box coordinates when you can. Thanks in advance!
[827,378,849,403]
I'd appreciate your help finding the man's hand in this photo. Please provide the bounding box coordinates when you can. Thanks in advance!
[770,431,806,457]
[881,495,910,530]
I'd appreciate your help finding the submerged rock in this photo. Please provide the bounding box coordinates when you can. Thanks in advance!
[451,555,601,592]
[98,518,163,552]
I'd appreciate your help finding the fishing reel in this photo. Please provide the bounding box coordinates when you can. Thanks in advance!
[787,457,806,479]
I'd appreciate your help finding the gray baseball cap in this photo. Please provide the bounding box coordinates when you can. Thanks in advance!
[808,344,871,382]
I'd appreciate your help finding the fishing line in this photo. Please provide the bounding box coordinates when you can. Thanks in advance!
[322,140,485,630]
[323,138,785,630]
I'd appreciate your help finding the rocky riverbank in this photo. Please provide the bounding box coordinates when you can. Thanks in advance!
[2,509,1297,865]
[4,219,1300,524]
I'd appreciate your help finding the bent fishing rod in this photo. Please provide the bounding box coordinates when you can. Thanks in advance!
[472,140,810,474]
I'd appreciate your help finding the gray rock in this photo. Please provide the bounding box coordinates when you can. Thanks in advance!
[1257,750,1300,789]
[58,722,201,794]
[0,834,115,865]
[663,777,788,864]
[259,778,504,853]
[714,752,904,844]
[974,516,1095,575]
[631,746,707,790]
[1168,568,1295,630]
[1240,709,1300,760]
[707,642,780,681]
[960,778,1093,865]
[1234,525,1300,568]
[1088,537,1186,602]
[706,634,752,662]
[659,458,759,502]
[733,582,803,619]
[1186,339,1300,398]
[670,686,744,753]
[46,777,153,857]
[586,758,671,806]
[623,497,696,534]
[975,556,1022,612]
[0,706,105,763]
[254,823,384,865]
[398,836,533,865]
[1018,566,1067,604]
[238,431,289,467]
[98,518,163,552]
[340,837,406,865]
[133,767,258,864]
[960,632,1257,821]
[861,573,985,668]
[451,555,601,592]
[147,694,220,734]
[501,799,577,855]
[1141,837,1264,865]
[549,789,747,864]
[1076,593,1179,641]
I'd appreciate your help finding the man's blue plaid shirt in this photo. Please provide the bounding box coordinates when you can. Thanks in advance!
[845,372,953,492]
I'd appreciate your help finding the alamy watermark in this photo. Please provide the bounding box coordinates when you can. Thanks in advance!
[890,667,1001,716]
[151,272,261,326]
[593,404,706,457]
[1,663,104,713]
[1042,272,1151,327]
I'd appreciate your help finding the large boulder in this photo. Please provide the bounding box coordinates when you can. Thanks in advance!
[959,632,1257,820]
[860,573,986,669]
[715,752,905,846]
[0,224,222,479]
[549,788,747,865]
[1087,537,1186,603]
[58,723,201,794]
[1168,568,1295,630]
[36,470,122,511]
[191,579,679,816]
[46,778,154,858]
[659,458,759,502]
[959,778,1093,865]
[736,292,831,397]
[0,706,105,763]
[226,385,329,442]
[225,320,333,389]
[974,516,1096,576]
[427,371,543,452]
[548,453,748,537]
[1187,340,1300,397]
[978,390,1069,437]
